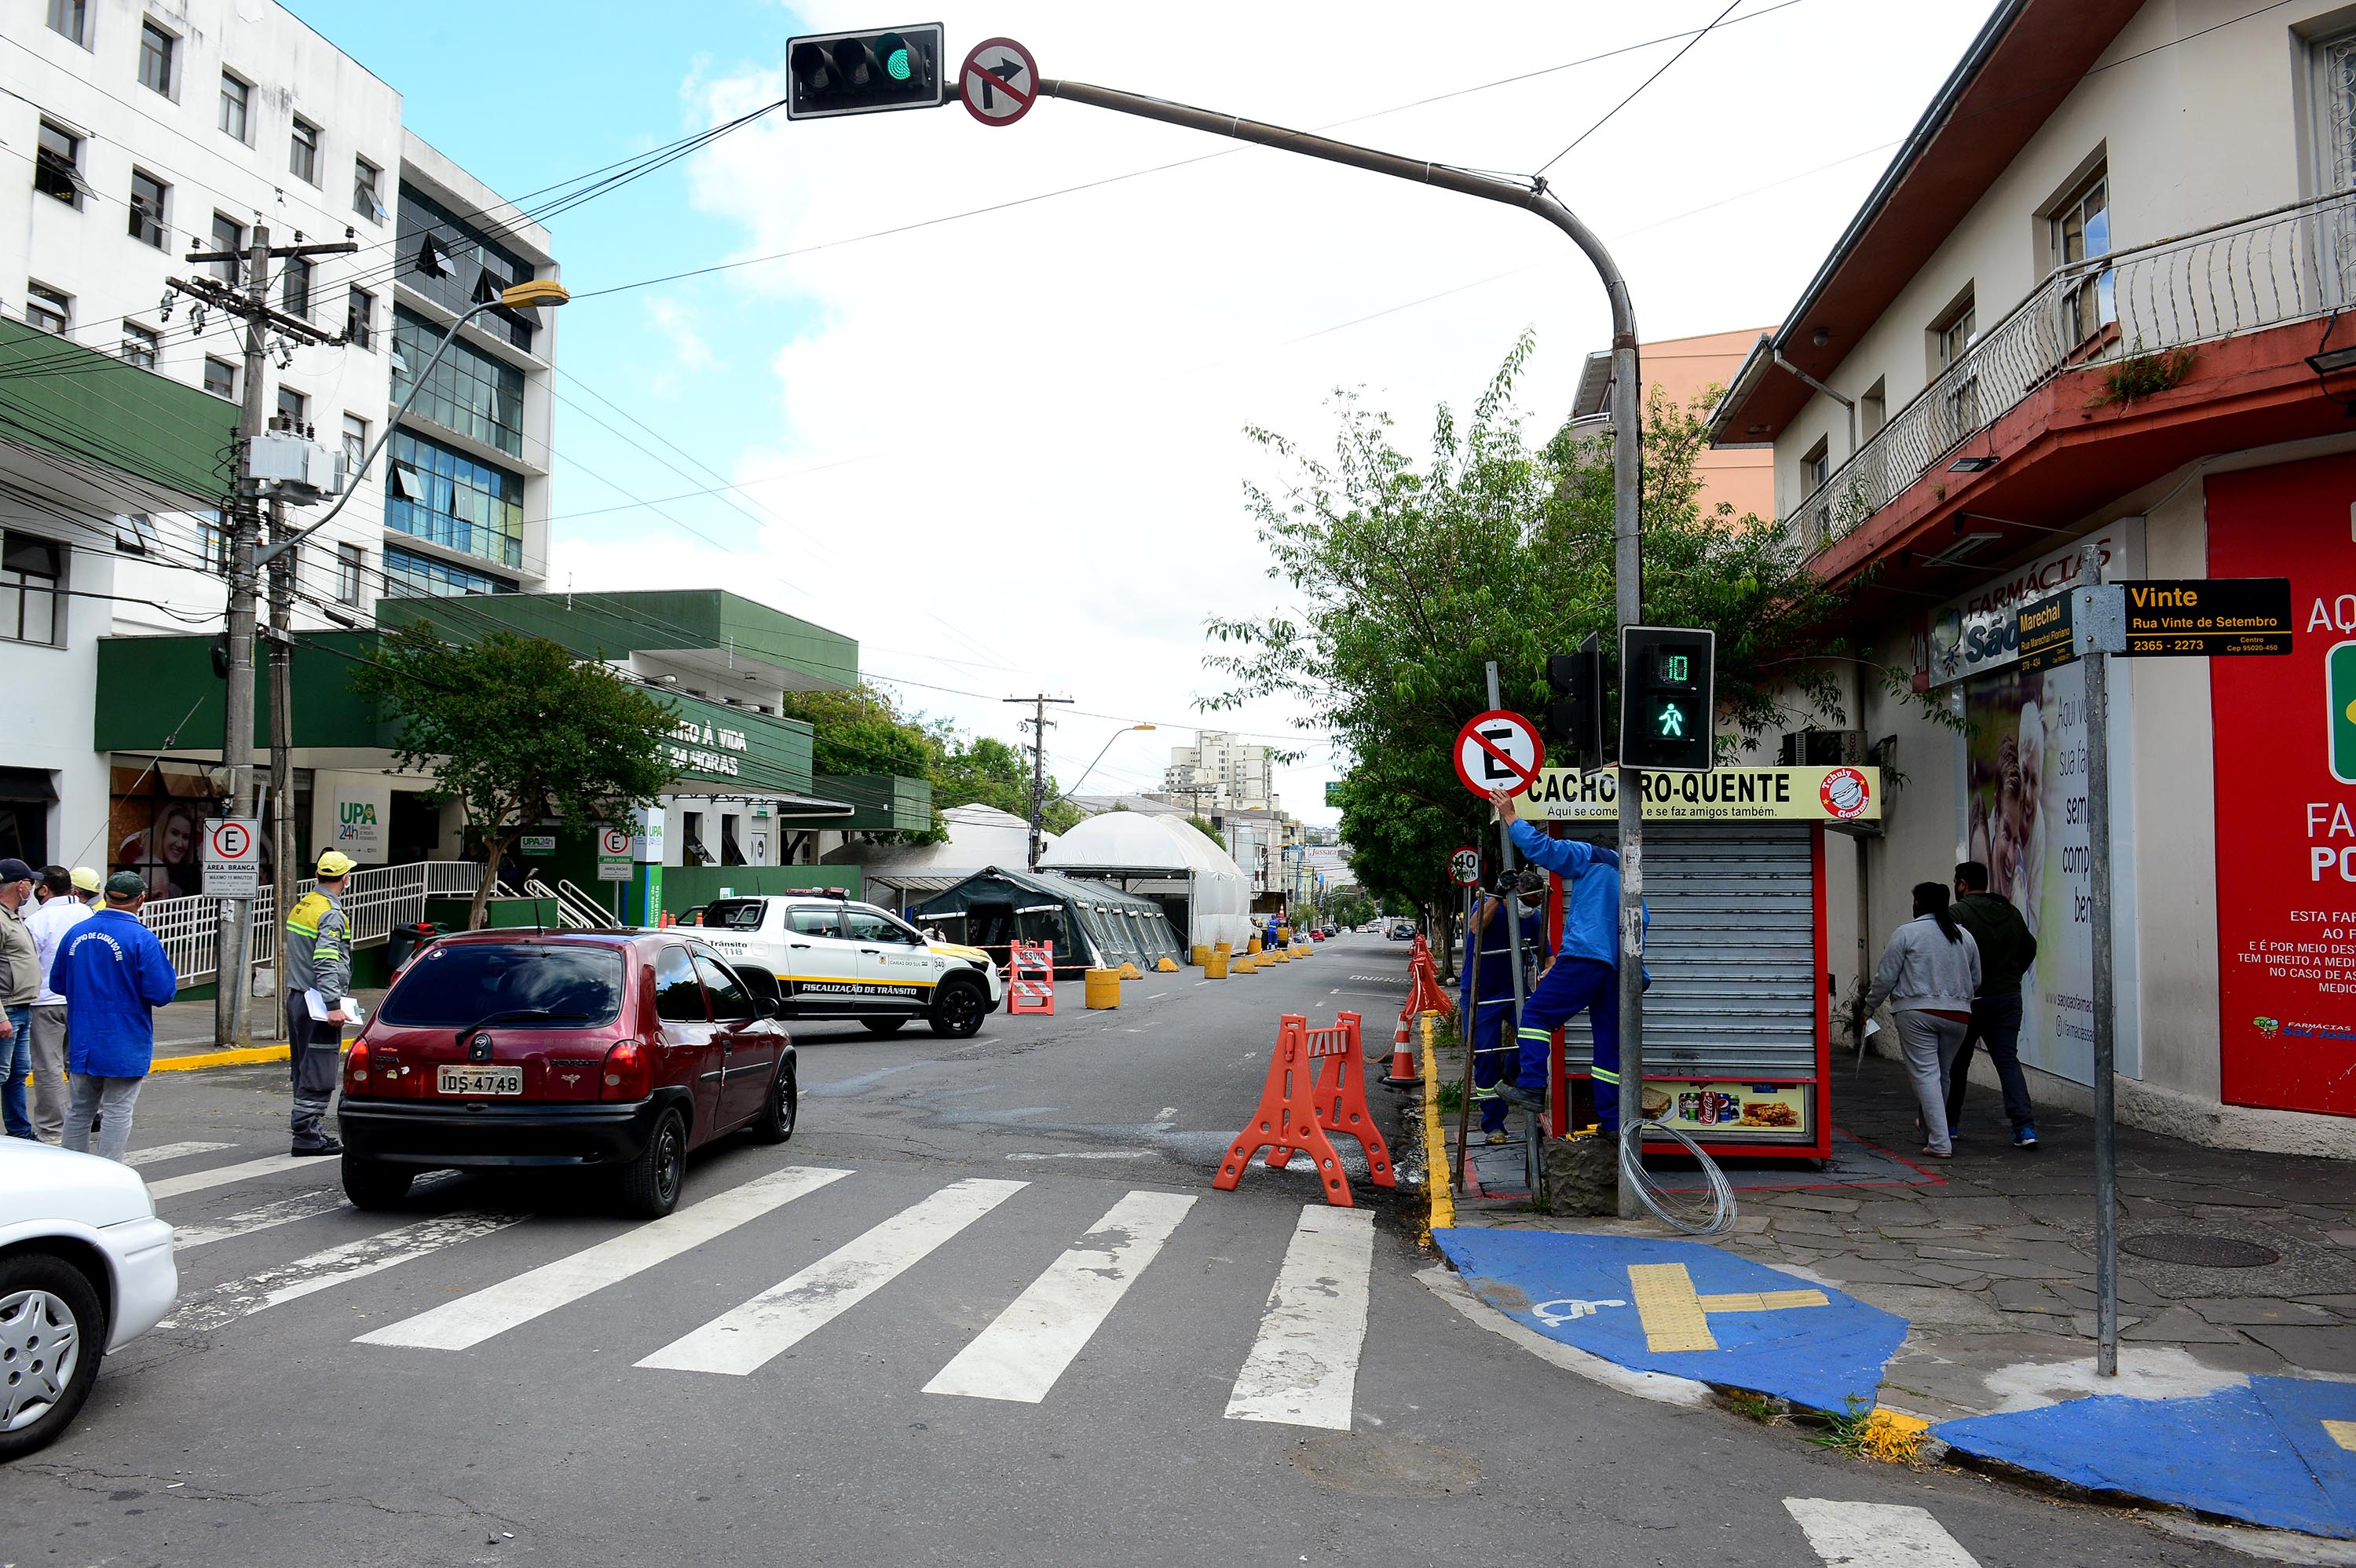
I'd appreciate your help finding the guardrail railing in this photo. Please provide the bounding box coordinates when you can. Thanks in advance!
[1791,188,2356,553]
[142,860,483,985]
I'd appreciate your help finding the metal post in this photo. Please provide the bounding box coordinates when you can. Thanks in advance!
[1453,879,1482,1195]
[265,497,294,1043]
[1034,76,1645,1214]
[2081,540,2118,1375]
[213,224,272,1048]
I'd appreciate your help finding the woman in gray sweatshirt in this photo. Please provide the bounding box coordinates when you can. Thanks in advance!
[1863,883,1982,1157]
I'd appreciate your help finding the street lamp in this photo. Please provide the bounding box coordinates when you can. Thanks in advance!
[1060,723,1155,802]
[254,278,572,570]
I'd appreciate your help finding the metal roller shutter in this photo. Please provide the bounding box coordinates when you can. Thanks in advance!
[1561,822,1817,1080]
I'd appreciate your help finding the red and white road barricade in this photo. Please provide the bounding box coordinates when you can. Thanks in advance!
[1007,940,1055,1014]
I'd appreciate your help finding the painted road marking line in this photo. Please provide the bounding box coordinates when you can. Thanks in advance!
[123,1140,236,1168]
[1629,1262,1828,1352]
[160,1212,523,1332]
[174,1188,344,1250]
[1225,1205,1375,1430]
[146,1153,312,1201]
[1004,1150,1154,1160]
[638,1178,1026,1376]
[1783,1499,1979,1566]
[926,1190,1196,1403]
[2327,1418,2356,1451]
[357,1165,851,1351]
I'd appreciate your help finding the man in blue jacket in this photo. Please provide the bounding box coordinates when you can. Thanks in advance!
[1489,788,1646,1135]
[1462,869,1547,1143]
[49,872,177,1162]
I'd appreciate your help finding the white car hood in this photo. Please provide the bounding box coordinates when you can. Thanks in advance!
[0,1139,155,1228]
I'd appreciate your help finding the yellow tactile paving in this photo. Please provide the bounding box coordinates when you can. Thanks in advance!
[1697,1289,1833,1314]
[1629,1263,1719,1352]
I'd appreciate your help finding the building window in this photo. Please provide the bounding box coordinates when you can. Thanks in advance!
[1931,290,1979,448]
[218,71,250,143]
[114,513,159,555]
[282,255,312,319]
[0,532,63,646]
[346,284,375,349]
[198,513,227,571]
[35,120,90,207]
[335,542,364,605]
[120,322,159,369]
[2051,167,2114,344]
[382,543,515,598]
[353,157,385,223]
[47,0,88,46]
[127,169,167,248]
[211,213,243,285]
[203,356,237,400]
[1800,437,1830,496]
[289,117,320,185]
[137,20,175,98]
[342,413,369,479]
[397,184,536,352]
[385,429,525,568]
[1860,378,1887,440]
[276,386,308,431]
[392,306,525,455]
[24,283,70,335]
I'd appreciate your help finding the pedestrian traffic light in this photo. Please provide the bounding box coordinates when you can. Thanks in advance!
[785,24,946,119]
[1618,626,1715,773]
[1544,633,1604,772]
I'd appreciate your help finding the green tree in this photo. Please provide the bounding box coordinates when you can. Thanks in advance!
[1207,335,1920,945]
[355,624,678,930]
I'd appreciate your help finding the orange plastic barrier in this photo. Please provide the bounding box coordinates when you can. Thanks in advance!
[1007,941,1055,1015]
[1381,937,1454,1087]
[1215,1011,1392,1206]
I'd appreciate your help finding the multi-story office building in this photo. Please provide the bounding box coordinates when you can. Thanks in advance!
[1163,730,1277,813]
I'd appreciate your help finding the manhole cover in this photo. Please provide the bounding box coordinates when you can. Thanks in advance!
[2121,1233,2281,1268]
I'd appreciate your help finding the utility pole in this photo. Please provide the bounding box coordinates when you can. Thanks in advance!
[173,225,355,1046]
[1002,694,1074,870]
[265,495,293,1042]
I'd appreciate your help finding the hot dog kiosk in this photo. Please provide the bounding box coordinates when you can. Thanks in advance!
[1516,764,1883,1165]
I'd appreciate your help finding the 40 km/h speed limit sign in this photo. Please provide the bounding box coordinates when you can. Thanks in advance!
[1450,847,1482,886]
[1454,709,1546,799]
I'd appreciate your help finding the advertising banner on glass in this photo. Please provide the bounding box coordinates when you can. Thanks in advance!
[2208,455,2356,1117]
[330,783,390,864]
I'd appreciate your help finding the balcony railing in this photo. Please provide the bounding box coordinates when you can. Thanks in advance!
[1791,187,2356,553]
[141,860,484,985]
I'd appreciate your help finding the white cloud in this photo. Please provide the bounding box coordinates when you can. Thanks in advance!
[551,0,1988,822]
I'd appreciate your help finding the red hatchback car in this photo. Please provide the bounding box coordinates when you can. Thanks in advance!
[336,930,797,1218]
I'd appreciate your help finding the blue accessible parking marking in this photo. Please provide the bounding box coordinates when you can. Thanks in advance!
[1432,1229,1908,1413]
[1935,1375,2356,1540]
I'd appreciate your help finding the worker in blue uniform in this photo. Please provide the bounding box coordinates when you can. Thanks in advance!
[1461,869,1548,1144]
[1488,788,1648,1134]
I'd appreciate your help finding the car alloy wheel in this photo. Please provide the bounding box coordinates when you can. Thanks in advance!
[931,979,985,1038]
[0,1287,81,1435]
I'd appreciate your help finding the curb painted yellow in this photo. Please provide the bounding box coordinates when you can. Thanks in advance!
[152,1044,292,1072]
[1421,1018,1453,1241]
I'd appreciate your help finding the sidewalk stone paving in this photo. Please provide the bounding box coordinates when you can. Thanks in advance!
[1429,1035,2356,1422]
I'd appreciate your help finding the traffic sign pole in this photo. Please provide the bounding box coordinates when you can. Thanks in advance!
[1482,663,1542,1197]
[2082,542,2120,1378]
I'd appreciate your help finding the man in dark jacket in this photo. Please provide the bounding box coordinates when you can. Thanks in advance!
[1946,860,2039,1149]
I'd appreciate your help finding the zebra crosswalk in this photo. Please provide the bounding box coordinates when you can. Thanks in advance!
[137,1145,1380,1430]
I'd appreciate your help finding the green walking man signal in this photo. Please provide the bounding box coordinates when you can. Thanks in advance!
[1619,626,1715,773]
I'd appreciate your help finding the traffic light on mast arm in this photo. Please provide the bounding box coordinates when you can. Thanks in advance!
[1543,633,1604,773]
[786,24,946,119]
[1618,626,1716,773]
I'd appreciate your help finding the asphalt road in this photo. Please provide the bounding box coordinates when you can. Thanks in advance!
[1,936,2254,1567]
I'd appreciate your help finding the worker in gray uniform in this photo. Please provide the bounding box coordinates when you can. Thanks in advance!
[283,850,356,1156]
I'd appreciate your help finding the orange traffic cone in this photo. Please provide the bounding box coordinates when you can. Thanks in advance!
[1381,1005,1421,1089]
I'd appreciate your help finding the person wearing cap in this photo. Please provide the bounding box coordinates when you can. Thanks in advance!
[283,850,356,1156]
[1462,868,1548,1145]
[49,872,176,1161]
[24,866,100,1142]
[0,857,38,1139]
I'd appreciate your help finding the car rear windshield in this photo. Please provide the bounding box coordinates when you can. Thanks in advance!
[702,898,768,931]
[379,944,625,1028]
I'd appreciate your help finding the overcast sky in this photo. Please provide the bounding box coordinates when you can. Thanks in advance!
[296,0,1993,825]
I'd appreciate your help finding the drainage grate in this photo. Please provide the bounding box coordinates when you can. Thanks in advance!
[2121,1232,2281,1268]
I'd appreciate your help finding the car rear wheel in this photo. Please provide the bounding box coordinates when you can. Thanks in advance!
[930,976,987,1039]
[618,1106,687,1219]
[0,1252,102,1463]
[754,1062,797,1145]
[859,1017,906,1036]
[341,1155,413,1212]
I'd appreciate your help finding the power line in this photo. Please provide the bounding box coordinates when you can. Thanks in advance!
[1535,0,1747,177]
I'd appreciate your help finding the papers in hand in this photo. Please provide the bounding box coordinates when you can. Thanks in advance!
[1861,1017,1881,1040]
[304,989,364,1024]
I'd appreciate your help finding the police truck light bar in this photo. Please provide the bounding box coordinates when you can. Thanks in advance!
[786,23,946,119]
[1618,626,1716,773]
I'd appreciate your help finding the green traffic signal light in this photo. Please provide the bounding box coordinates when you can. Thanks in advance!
[1657,701,1687,739]
[883,39,913,80]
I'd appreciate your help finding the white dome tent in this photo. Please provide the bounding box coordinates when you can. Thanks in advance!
[824,803,1055,915]
[1038,810,1253,954]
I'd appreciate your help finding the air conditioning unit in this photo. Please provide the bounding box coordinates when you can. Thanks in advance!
[1776,729,1866,766]
[243,432,346,502]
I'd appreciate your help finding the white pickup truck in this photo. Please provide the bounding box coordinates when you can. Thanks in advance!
[693,894,1002,1037]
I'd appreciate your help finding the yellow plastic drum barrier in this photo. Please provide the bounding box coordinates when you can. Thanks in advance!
[1084,969,1122,1008]
[1205,950,1231,978]
[1246,936,1262,955]
[1191,943,1211,967]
